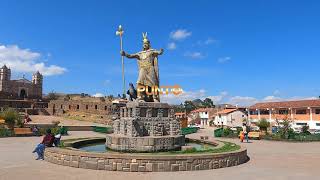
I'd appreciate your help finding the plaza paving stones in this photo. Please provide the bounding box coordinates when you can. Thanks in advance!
[1,130,320,180]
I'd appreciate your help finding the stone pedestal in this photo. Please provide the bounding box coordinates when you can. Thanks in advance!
[106,101,185,152]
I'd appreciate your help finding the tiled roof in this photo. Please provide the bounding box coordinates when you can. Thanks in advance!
[217,108,237,115]
[174,112,185,115]
[250,99,320,109]
[191,108,215,113]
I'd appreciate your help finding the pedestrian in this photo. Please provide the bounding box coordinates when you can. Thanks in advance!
[242,123,249,143]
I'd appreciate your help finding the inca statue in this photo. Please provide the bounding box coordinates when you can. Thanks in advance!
[121,32,164,102]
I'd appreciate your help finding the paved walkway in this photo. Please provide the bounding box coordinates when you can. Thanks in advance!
[1,130,320,180]
[29,115,106,126]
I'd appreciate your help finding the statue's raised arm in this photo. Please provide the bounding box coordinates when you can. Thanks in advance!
[120,50,140,59]
[154,48,164,56]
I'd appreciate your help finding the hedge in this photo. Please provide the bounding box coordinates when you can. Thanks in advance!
[181,127,198,135]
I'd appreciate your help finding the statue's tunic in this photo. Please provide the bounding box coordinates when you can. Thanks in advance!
[134,49,159,87]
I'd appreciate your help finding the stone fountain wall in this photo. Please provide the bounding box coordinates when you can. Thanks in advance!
[106,102,185,152]
[44,139,248,172]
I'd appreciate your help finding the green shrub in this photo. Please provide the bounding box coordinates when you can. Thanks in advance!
[181,127,198,135]
[222,128,232,137]
[0,108,21,129]
[39,126,68,136]
[214,128,223,137]
[0,127,13,137]
[256,119,270,133]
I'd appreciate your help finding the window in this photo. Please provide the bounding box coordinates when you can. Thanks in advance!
[296,109,307,114]
[152,109,158,117]
[95,105,98,110]
[316,123,320,126]
[69,105,71,109]
[279,109,288,114]
[105,106,107,111]
[60,105,63,109]
[129,108,133,117]
[316,109,320,114]
[296,123,307,126]
[260,110,269,115]
[249,110,258,115]
[86,105,88,110]
[140,108,147,117]
[77,105,79,110]
[163,109,168,117]
[205,112,208,114]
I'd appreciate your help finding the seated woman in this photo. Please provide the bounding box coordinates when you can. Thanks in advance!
[32,129,55,160]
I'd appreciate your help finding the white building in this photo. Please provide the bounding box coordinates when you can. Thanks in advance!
[189,108,216,128]
[214,109,247,127]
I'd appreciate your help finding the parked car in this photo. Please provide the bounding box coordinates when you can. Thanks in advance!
[250,126,260,132]
[188,124,201,129]
[309,129,320,134]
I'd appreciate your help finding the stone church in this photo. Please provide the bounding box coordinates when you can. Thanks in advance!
[0,65,43,99]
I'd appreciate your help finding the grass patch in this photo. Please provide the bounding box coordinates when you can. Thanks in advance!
[149,141,240,155]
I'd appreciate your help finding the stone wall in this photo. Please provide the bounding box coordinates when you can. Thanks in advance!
[46,100,124,122]
[44,140,248,172]
[0,99,49,115]
[106,134,185,152]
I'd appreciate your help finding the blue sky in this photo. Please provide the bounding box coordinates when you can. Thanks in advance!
[0,0,320,105]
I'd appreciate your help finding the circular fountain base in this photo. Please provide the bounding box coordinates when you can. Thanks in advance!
[106,134,185,152]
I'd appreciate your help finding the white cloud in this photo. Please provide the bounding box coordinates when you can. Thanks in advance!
[273,90,281,96]
[204,38,216,45]
[207,91,228,104]
[161,88,318,106]
[92,93,105,97]
[161,89,206,104]
[263,96,282,102]
[167,42,177,50]
[228,96,258,106]
[0,44,66,76]
[103,79,111,86]
[218,56,231,63]
[170,29,192,40]
[184,52,205,59]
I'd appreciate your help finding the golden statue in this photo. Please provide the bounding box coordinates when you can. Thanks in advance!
[121,32,164,102]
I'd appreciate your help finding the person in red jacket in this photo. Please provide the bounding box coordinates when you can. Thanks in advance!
[32,129,54,160]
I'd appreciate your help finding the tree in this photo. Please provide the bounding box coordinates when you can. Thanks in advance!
[301,125,310,135]
[184,101,196,114]
[202,98,214,108]
[0,108,21,129]
[256,118,270,134]
[279,115,294,139]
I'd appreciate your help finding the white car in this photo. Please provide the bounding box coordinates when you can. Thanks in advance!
[188,124,201,129]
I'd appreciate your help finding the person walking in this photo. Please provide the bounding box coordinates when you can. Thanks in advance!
[242,123,249,143]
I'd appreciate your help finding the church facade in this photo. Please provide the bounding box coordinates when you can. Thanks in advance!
[0,65,43,100]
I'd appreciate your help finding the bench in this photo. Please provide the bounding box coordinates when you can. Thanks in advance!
[14,128,33,136]
[239,131,261,140]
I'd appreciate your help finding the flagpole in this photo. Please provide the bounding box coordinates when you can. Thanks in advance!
[116,25,125,98]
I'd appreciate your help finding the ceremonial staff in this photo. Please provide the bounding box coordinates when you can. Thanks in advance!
[116,25,125,97]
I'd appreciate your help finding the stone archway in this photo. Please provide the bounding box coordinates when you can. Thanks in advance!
[20,89,27,99]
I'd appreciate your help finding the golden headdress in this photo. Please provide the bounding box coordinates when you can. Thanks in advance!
[142,32,150,43]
